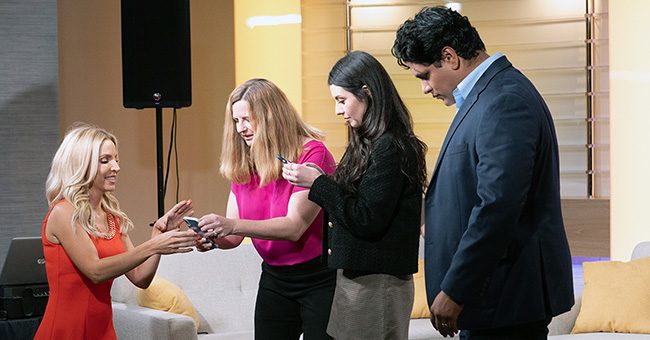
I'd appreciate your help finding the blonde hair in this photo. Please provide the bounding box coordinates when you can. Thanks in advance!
[46,123,134,238]
[220,78,324,186]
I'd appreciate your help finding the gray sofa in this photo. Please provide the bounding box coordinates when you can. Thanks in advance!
[110,243,444,339]
[111,242,650,339]
[111,243,260,340]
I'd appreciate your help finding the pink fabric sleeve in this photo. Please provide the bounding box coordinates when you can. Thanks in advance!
[292,140,337,194]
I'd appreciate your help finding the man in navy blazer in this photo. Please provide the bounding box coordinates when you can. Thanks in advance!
[392,6,574,339]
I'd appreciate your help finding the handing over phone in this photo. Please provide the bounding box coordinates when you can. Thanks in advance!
[183,216,218,249]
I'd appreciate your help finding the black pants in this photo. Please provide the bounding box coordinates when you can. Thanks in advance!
[459,318,551,340]
[255,257,336,340]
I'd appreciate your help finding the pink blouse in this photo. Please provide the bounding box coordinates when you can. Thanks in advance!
[231,140,336,266]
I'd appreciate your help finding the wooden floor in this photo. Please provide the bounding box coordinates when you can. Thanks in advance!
[561,198,610,257]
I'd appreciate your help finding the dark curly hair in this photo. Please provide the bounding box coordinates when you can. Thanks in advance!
[328,51,427,194]
[392,6,485,68]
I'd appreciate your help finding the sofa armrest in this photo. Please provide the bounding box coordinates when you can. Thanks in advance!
[112,301,198,340]
[548,294,582,335]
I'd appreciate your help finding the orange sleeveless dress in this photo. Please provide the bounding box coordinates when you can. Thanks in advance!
[34,202,126,340]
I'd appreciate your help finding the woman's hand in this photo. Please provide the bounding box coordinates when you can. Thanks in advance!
[282,162,324,188]
[194,236,217,252]
[149,229,198,254]
[153,200,194,233]
[198,213,236,238]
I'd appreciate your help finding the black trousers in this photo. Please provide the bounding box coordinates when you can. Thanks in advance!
[459,318,551,340]
[255,257,336,340]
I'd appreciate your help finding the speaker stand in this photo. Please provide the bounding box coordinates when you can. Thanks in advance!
[155,107,165,218]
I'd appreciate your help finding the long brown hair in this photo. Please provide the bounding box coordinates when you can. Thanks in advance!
[328,51,427,193]
[220,79,324,186]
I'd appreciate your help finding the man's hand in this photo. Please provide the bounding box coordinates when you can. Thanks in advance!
[430,290,462,337]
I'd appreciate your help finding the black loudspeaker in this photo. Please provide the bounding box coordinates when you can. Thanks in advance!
[121,0,191,109]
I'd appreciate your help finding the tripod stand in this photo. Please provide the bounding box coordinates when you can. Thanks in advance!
[155,107,165,218]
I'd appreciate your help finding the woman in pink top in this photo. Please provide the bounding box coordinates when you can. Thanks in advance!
[197,79,337,340]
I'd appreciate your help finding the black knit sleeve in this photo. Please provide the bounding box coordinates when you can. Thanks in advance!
[308,135,406,240]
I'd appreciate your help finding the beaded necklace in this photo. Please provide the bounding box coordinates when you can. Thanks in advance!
[103,212,117,240]
[94,210,117,240]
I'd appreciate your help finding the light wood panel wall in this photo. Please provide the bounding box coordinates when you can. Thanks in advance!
[235,0,302,107]
[301,0,347,160]
[562,198,610,257]
[347,0,607,197]
[300,0,609,198]
[299,1,611,259]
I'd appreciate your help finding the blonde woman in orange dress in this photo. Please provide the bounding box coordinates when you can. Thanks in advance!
[35,123,198,340]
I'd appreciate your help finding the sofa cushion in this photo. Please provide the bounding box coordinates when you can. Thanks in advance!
[111,275,137,304]
[110,244,263,339]
[137,275,201,329]
[155,245,262,335]
[572,256,650,334]
[411,259,431,319]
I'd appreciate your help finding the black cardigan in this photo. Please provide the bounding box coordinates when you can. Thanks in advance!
[308,134,421,276]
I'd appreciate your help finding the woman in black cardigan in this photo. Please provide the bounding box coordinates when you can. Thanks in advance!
[283,50,427,340]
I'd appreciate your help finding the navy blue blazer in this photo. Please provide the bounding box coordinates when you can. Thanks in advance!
[424,56,574,330]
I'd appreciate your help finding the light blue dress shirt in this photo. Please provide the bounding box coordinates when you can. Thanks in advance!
[452,52,504,112]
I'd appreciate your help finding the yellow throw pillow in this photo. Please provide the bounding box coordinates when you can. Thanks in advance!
[411,259,431,319]
[572,256,650,334]
[136,275,200,329]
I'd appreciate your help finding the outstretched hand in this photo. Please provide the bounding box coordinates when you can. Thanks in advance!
[150,229,197,254]
[281,162,325,188]
[154,200,194,233]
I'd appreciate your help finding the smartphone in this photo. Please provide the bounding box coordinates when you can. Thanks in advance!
[275,153,289,164]
[183,217,218,248]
